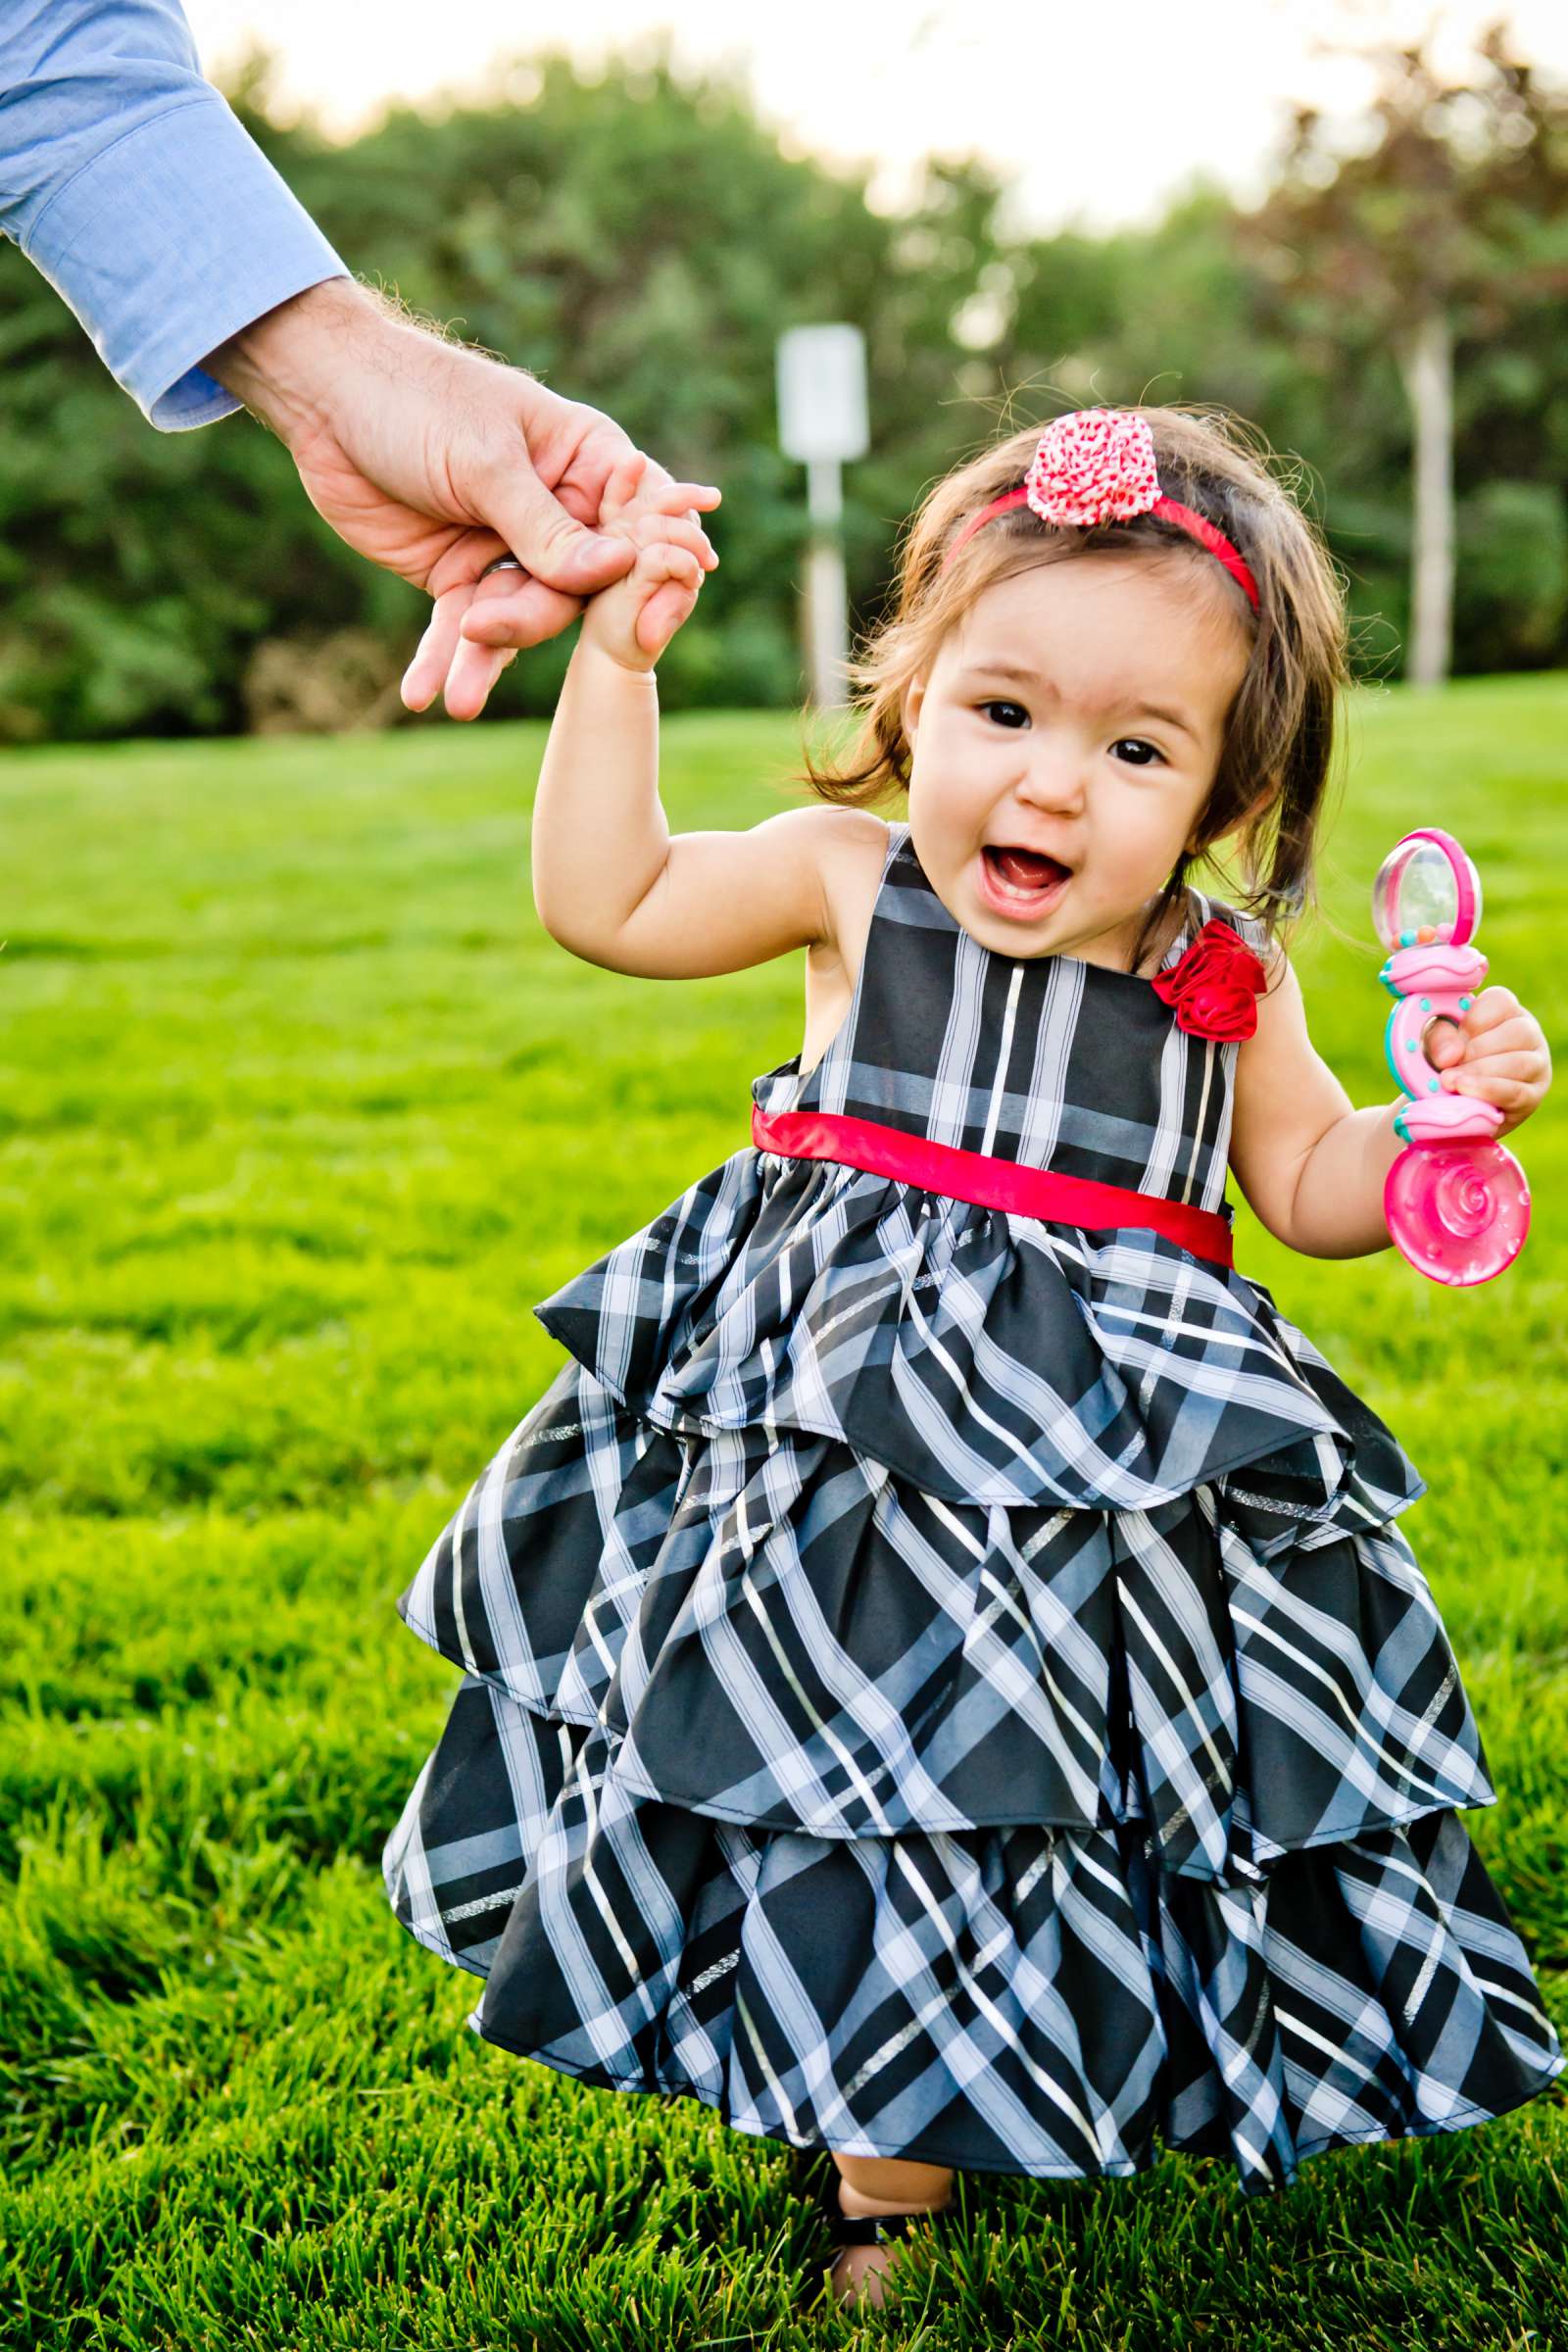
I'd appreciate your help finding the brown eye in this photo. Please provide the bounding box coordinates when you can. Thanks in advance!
[981,701,1028,729]
[1111,738,1163,767]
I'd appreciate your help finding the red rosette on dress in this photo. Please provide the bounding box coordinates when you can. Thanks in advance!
[1150,919,1268,1043]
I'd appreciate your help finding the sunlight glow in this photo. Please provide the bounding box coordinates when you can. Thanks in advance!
[184,0,1568,234]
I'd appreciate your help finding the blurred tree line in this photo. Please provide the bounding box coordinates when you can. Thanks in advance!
[0,29,1563,742]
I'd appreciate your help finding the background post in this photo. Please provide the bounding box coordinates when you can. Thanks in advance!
[776,323,868,710]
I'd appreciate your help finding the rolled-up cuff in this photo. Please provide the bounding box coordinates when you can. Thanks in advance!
[24,91,349,429]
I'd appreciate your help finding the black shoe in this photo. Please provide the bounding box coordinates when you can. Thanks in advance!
[817,2161,950,2247]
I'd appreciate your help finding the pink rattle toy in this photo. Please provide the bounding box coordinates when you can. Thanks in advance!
[1374,827,1530,1286]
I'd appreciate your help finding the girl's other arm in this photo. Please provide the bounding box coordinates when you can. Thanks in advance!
[1231,948,1552,1258]
[1228,950,1404,1258]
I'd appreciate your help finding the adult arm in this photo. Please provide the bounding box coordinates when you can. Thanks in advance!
[0,0,718,716]
[0,0,347,429]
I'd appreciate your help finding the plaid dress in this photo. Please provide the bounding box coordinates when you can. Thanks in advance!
[382,817,1563,2195]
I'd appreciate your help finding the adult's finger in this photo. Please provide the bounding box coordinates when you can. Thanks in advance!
[442,634,519,724]
[402,584,471,712]
[479,459,636,598]
[406,569,586,710]
[457,570,588,652]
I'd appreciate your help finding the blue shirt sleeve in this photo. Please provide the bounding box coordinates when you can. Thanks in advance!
[0,0,350,430]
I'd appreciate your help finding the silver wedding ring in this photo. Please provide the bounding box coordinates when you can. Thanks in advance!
[478,554,525,580]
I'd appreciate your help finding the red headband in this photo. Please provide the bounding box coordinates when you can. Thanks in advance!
[942,410,1260,612]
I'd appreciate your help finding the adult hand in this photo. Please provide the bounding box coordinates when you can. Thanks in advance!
[205,278,718,721]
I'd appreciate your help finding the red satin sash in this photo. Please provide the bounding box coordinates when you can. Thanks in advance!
[752,1103,1234,1268]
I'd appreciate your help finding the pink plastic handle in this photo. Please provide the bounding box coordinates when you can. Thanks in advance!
[1375,832,1530,1286]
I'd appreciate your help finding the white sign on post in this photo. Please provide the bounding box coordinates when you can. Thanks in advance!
[777,325,869,466]
[776,324,868,710]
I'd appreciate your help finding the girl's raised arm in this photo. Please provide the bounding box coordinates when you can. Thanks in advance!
[531,610,884,979]
[535,698,869,980]
[531,458,886,980]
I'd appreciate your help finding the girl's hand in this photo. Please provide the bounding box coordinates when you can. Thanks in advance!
[1424,985,1552,1136]
[578,453,721,673]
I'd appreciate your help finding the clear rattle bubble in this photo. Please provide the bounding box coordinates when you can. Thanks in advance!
[1371,832,1482,953]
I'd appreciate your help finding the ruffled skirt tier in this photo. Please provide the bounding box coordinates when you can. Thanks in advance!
[383,1348,1565,2195]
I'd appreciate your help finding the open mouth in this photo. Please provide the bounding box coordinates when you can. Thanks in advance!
[979,844,1072,915]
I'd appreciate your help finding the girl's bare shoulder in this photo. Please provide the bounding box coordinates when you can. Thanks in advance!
[793,810,892,1078]
[811,808,894,979]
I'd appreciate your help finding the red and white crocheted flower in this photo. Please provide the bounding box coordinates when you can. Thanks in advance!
[1150,920,1268,1043]
[1023,411,1162,528]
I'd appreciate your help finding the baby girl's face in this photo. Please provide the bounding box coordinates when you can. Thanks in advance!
[901,553,1252,971]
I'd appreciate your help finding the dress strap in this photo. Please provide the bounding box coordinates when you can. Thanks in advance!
[1188,881,1272,958]
[798,819,910,1116]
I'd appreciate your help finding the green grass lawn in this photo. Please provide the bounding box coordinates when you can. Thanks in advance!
[3,677,1566,2350]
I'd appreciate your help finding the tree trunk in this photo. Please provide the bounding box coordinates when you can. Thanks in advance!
[1399,307,1454,689]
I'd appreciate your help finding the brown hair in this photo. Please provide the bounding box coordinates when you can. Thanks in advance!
[803,404,1348,977]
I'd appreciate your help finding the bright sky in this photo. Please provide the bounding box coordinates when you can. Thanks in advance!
[185,0,1568,234]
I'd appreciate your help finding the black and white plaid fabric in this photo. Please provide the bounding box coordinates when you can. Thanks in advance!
[383,819,1563,2194]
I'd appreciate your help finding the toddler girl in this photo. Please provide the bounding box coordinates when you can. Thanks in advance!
[382,408,1561,2313]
